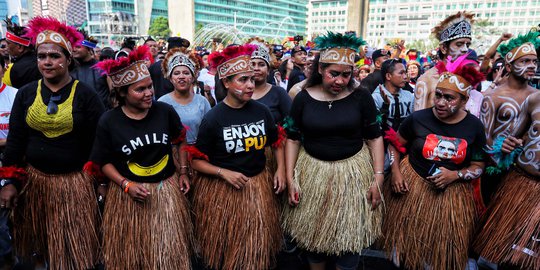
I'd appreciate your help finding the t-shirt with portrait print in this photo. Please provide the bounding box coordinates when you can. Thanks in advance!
[399,108,486,178]
[195,100,278,177]
[90,101,184,183]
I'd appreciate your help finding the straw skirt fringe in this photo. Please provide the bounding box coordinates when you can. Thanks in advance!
[264,146,277,174]
[382,157,476,270]
[192,168,281,270]
[13,166,100,270]
[474,170,540,270]
[102,174,193,270]
[282,146,382,255]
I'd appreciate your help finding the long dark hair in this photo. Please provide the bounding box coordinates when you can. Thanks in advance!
[304,54,355,90]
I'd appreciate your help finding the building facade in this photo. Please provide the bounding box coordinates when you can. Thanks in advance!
[366,0,540,49]
[172,0,308,44]
[32,0,86,25]
[307,0,368,40]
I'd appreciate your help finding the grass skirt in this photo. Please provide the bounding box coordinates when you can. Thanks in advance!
[102,174,193,269]
[13,166,99,270]
[474,170,540,269]
[382,158,476,270]
[192,168,281,270]
[282,146,382,255]
[264,146,276,174]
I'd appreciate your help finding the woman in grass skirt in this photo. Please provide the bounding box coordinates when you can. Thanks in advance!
[281,32,385,270]
[91,46,193,269]
[0,16,104,269]
[188,44,286,270]
[382,54,486,270]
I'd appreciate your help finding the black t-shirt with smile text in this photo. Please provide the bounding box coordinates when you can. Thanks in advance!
[90,101,184,183]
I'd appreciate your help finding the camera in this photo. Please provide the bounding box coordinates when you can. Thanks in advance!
[294,35,303,42]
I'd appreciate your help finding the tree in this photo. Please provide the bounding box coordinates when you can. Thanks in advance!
[148,17,171,39]
[473,19,502,54]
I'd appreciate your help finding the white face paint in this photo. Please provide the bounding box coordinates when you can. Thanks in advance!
[512,61,538,80]
[447,38,471,60]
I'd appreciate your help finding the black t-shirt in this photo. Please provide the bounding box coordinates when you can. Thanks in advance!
[360,69,383,93]
[195,100,278,177]
[254,85,292,123]
[287,88,381,161]
[149,60,174,99]
[3,79,105,173]
[10,51,41,89]
[287,66,306,92]
[90,102,184,183]
[399,108,487,178]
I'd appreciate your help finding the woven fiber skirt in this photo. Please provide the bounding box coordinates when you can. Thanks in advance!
[13,166,100,270]
[282,146,382,255]
[382,157,476,270]
[102,174,193,269]
[474,169,540,269]
[192,168,281,270]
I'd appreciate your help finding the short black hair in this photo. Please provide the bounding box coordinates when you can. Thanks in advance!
[381,58,403,81]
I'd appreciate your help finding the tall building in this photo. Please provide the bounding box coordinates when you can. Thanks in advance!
[172,0,308,44]
[366,0,540,48]
[31,0,86,25]
[307,0,368,40]
[86,0,168,45]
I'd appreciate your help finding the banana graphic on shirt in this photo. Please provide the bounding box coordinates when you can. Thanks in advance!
[127,154,169,176]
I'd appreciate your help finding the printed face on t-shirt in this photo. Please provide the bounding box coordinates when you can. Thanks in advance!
[223,120,267,153]
[422,134,467,164]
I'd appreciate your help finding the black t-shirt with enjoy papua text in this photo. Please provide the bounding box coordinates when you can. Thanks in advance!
[287,88,381,161]
[195,100,278,177]
[399,108,487,178]
[90,102,184,183]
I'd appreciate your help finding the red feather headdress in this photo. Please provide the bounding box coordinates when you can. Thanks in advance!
[435,54,485,97]
[208,44,257,79]
[23,16,83,54]
[94,46,153,88]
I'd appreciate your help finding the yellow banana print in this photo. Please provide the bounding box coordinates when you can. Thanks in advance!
[127,154,169,176]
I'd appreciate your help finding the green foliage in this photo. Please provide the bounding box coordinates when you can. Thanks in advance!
[148,16,171,39]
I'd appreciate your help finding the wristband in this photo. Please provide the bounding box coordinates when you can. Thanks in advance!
[217,168,222,178]
[124,181,133,193]
[374,171,384,175]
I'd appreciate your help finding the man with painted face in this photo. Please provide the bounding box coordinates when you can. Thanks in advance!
[414,11,474,111]
[285,45,307,92]
[478,32,540,206]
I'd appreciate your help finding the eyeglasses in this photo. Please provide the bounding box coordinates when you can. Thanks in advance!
[47,95,61,114]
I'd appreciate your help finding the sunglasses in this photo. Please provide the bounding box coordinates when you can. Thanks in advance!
[47,94,61,114]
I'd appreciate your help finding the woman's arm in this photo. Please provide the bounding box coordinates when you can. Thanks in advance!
[172,142,190,194]
[191,159,249,189]
[427,161,485,189]
[102,163,150,202]
[285,139,301,205]
[366,136,385,209]
[272,146,286,194]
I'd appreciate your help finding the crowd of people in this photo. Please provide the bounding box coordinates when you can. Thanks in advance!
[0,10,536,270]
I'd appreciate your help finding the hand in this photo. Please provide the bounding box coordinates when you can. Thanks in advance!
[0,184,17,208]
[391,171,409,194]
[286,59,294,72]
[493,67,508,87]
[179,174,190,194]
[500,33,513,42]
[502,136,523,154]
[127,183,151,202]
[219,169,250,189]
[367,175,384,210]
[287,179,300,206]
[97,184,108,204]
[379,86,390,104]
[273,167,286,194]
[427,167,458,189]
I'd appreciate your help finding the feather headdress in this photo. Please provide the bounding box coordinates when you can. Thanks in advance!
[435,53,485,97]
[432,11,475,44]
[4,17,30,46]
[23,16,83,54]
[94,46,152,88]
[314,32,366,66]
[498,31,540,63]
[208,44,257,79]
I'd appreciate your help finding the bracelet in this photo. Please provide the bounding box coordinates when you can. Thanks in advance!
[180,165,188,169]
[217,168,222,178]
[120,178,128,189]
[99,183,108,187]
[374,171,384,175]
[124,181,133,193]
